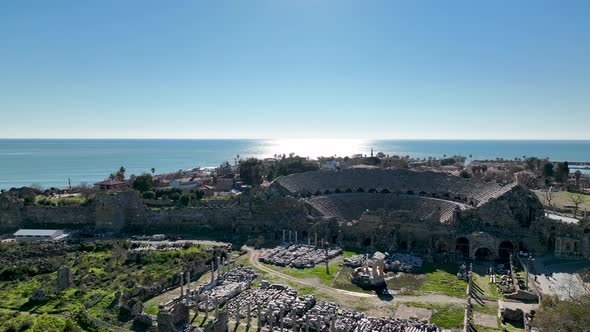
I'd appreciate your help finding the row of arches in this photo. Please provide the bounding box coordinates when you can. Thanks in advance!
[455,237,515,260]
[303,188,477,206]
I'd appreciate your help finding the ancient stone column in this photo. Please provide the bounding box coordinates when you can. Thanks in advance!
[315,233,318,247]
[236,301,241,324]
[246,303,252,327]
[205,295,209,318]
[308,238,311,245]
[185,272,191,303]
[179,272,184,300]
[222,257,226,275]
[257,303,262,328]
[269,313,274,330]
[316,317,321,332]
[295,231,298,244]
[216,256,221,279]
[215,298,220,320]
[211,263,215,284]
[279,310,284,331]
[329,315,335,332]
[305,315,309,332]
[283,229,286,243]
[289,230,292,243]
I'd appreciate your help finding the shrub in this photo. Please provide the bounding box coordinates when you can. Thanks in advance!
[142,191,156,200]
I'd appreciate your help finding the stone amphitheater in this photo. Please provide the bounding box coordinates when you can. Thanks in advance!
[270,168,563,261]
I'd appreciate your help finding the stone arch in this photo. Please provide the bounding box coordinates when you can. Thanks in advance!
[455,237,470,257]
[314,190,322,196]
[399,241,408,251]
[443,193,450,199]
[431,192,438,198]
[368,188,377,193]
[381,188,391,194]
[406,190,415,195]
[356,187,365,193]
[324,189,332,195]
[474,247,494,260]
[498,240,514,259]
[345,188,353,193]
[548,234,556,251]
[419,191,427,196]
[334,188,342,194]
[435,240,448,253]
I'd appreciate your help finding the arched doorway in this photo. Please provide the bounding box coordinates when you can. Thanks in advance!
[474,247,494,260]
[436,241,448,253]
[498,241,514,259]
[399,241,408,251]
[455,237,470,257]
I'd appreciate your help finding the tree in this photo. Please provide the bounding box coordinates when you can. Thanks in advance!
[239,158,264,186]
[112,244,127,264]
[542,190,555,211]
[142,191,156,199]
[534,294,590,331]
[556,161,570,183]
[460,170,472,179]
[110,166,126,181]
[180,193,191,206]
[569,193,588,218]
[574,170,582,189]
[543,162,555,178]
[132,173,154,192]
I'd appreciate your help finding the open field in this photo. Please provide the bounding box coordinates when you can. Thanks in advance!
[535,191,590,211]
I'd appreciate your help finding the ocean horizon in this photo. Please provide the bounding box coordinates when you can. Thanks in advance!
[1,139,589,190]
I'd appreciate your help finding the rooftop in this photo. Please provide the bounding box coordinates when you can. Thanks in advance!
[14,229,62,237]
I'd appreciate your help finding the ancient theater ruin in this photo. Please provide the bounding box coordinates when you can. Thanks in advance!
[270,168,548,260]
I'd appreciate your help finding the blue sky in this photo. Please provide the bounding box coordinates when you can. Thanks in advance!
[1,0,589,139]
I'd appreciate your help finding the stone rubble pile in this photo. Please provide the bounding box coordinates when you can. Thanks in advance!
[386,254,423,272]
[225,284,440,332]
[357,317,439,332]
[196,266,257,310]
[343,254,366,268]
[260,244,343,268]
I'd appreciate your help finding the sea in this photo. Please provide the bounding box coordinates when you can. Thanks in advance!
[0,139,589,190]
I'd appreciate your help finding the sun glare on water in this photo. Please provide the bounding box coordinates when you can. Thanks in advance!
[262,139,372,159]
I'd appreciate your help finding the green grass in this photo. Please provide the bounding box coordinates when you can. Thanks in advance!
[0,310,80,332]
[0,278,42,310]
[261,259,341,286]
[144,304,158,315]
[472,273,501,300]
[472,303,499,316]
[416,263,467,298]
[404,302,465,329]
[0,243,212,330]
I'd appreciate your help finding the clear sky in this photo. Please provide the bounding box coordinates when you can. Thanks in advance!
[1,0,589,139]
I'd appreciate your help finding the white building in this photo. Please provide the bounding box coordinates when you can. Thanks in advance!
[13,229,66,242]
